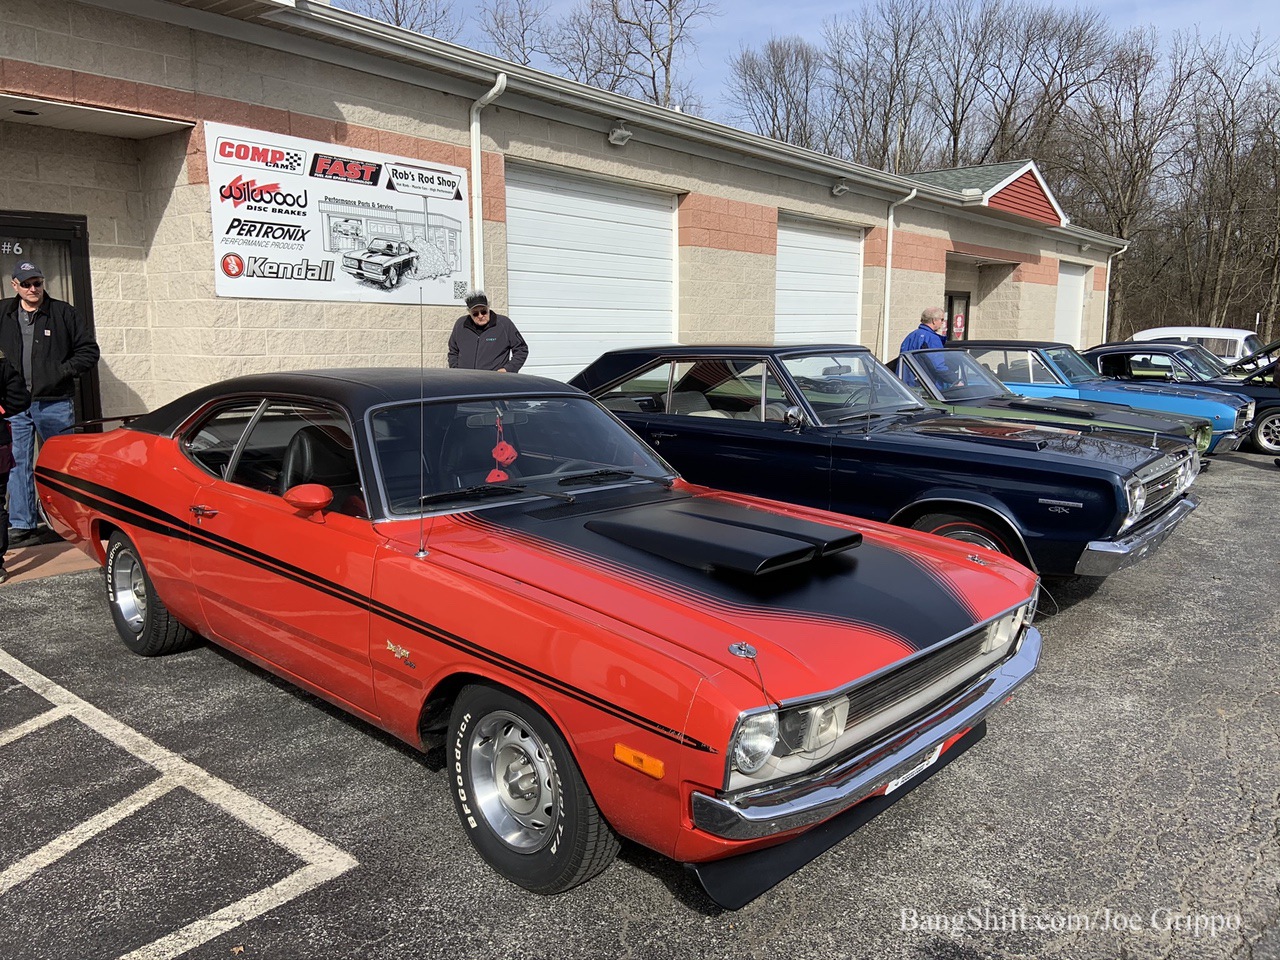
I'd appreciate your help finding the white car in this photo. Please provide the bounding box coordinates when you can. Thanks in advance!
[1130,326,1265,365]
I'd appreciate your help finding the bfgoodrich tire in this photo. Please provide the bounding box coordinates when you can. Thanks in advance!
[105,531,197,656]
[1251,410,1280,454]
[448,684,620,894]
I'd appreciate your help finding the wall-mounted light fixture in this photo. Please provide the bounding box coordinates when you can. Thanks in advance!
[608,120,633,147]
[1079,242,1093,253]
[831,179,850,197]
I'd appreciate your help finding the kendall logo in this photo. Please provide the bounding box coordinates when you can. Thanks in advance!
[243,256,335,281]
[310,153,382,186]
[216,137,304,173]
[218,176,308,210]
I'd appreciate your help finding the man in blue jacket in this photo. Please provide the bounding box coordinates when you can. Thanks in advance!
[0,261,100,546]
[898,307,950,387]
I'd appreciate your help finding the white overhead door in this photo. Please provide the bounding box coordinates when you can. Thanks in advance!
[505,166,675,380]
[1054,262,1089,346]
[774,218,862,344]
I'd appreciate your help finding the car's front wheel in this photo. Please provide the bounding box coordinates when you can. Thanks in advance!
[448,684,619,894]
[104,531,197,656]
[910,511,1026,565]
[383,266,400,290]
[1251,410,1280,454]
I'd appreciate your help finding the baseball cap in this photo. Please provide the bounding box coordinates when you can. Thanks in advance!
[13,261,44,283]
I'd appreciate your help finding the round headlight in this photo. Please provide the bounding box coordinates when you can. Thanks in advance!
[733,711,779,774]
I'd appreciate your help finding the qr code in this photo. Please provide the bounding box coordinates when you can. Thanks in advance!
[453,281,468,299]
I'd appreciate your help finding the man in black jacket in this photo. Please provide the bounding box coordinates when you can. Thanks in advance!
[446,290,529,373]
[0,260,100,545]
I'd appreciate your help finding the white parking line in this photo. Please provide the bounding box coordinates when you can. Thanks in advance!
[0,647,359,960]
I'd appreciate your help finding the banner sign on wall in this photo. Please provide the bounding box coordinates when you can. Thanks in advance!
[205,122,471,304]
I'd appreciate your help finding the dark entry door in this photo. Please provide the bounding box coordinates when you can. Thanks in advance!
[0,211,101,421]
[945,291,970,342]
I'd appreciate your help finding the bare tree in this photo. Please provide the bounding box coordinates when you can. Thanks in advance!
[923,0,1006,167]
[477,0,552,65]
[545,1,637,94]
[725,36,837,151]
[335,0,465,40]
[825,0,935,172]
[1053,30,1203,334]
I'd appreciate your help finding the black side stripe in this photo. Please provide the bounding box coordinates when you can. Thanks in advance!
[38,466,714,753]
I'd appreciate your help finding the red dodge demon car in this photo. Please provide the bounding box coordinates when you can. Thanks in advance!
[35,369,1041,908]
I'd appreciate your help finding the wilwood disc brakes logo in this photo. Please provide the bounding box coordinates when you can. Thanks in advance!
[218,176,308,213]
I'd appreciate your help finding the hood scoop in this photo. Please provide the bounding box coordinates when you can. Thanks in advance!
[912,421,1049,451]
[585,500,860,577]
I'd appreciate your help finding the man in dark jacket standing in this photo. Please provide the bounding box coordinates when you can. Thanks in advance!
[447,290,529,372]
[0,260,100,545]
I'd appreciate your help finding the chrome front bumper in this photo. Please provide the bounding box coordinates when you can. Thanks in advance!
[690,627,1042,841]
[1208,430,1246,454]
[1073,495,1197,577]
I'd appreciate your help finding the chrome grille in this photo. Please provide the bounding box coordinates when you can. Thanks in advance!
[1135,448,1196,522]
[1236,402,1254,431]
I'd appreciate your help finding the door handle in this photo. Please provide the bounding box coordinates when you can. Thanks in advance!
[190,504,219,518]
[650,431,676,440]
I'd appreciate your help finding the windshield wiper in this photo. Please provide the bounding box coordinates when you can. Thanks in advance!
[420,483,576,505]
[556,468,674,488]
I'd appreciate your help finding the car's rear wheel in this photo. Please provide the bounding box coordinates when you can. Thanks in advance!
[448,684,619,894]
[105,531,197,656]
[910,511,1024,564]
[1251,410,1280,454]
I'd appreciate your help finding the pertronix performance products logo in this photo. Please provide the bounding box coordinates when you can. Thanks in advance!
[220,252,334,281]
[309,153,382,186]
[223,218,311,243]
[216,137,305,173]
[218,176,309,213]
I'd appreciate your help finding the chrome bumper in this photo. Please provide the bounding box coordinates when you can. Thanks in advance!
[1074,495,1197,577]
[690,628,1042,841]
[1208,430,1246,454]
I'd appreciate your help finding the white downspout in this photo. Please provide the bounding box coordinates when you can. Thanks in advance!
[880,188,918,360]
[469,73,508,290]
[1101,243,1129,342]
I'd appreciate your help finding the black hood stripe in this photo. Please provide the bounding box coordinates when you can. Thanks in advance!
[454,493,984,654]
[36,466,713,753]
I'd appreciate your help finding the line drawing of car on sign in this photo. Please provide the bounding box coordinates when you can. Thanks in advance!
[341,237,418,289]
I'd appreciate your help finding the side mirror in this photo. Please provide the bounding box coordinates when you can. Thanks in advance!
[284,483,334,522]
[784,406,805,429]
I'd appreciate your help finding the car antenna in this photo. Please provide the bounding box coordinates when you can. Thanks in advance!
[416,287,433,558]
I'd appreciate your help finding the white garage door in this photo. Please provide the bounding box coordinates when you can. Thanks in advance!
[774,218,863,344]
[505,166,675,380]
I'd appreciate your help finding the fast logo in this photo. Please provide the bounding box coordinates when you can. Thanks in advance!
[310,153,382,186]
[216,137,304,173]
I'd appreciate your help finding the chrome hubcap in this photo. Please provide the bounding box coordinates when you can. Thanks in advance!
[469,711,559,852]
[111,550,147,633]
[947,529,1003,554]
[1258,415,1280,452]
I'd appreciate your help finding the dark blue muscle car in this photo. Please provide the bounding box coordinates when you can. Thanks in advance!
[571,344,1200,578]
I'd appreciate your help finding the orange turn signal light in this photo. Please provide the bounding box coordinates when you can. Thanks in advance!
[613,743,665,780]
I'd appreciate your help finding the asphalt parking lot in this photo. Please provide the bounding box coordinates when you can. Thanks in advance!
[1,451,1277,960]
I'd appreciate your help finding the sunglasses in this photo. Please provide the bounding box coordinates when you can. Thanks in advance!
[470,308,489,316]
[17,279,44,289]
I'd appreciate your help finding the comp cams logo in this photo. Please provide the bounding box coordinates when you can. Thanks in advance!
[220,252,334,281]
[309,153,382,186]
[216,137,305,173]
[218,176,308,213]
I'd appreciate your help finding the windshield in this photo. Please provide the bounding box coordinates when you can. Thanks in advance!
[900,350,1010,401]
[370,396,670,514]
[1044,346,1104,384]
[1174,346,1228,379]
[780,352,926,424]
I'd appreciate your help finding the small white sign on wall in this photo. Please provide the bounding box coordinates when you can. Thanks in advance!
[205,122,470,305]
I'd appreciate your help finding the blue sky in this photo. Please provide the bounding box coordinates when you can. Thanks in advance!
[532,0,1279,118]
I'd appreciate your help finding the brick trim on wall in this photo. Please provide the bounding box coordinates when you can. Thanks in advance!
[0,58,504,221]
[677,193,777,255]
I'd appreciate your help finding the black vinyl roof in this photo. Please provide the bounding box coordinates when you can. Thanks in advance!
[569,343,867,393]
[948,340,1070,350]
[1083,342,1194,355]
[128,368,583,436]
